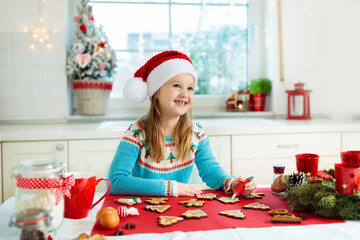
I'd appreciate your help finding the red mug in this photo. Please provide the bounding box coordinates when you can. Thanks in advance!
[295,153,319,176]
[64,171,111,219]
[335,162,360,195]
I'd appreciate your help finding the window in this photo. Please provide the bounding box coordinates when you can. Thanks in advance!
[86,0,273,114]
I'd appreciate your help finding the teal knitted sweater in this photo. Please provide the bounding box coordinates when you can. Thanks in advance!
[108,121,234,196]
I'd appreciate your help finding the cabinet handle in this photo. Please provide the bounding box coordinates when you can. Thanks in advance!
[277,144,299,149]
[56,144,64,152]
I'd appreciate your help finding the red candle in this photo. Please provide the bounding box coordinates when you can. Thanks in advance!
[295,153,319,176]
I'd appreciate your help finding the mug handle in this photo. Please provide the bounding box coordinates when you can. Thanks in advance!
[90,178,111,210]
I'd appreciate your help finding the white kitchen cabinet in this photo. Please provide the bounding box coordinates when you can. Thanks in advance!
[2,141,68,201]
[68,139,121,192]
[189,136,231,188]
[232,132,341,185]
[342,132,360,151]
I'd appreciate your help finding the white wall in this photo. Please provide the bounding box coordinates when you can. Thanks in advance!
[0,0,67,120]
[1,0,360,120]
[273,0,360,117]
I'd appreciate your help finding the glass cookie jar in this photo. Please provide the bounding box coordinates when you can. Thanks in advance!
[9,208,52,240]
[12,159,71,232]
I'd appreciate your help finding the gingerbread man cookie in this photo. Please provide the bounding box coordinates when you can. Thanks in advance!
[241,192,265,199]
[243,202,270,210]
[219,210,246,219]
[182,209,208,219]
[145,198,168,205]
[179,199,205,207]
[217,196,241,204]
[158,216,184,226]
[145,205,171,213]
[196,193,218,200]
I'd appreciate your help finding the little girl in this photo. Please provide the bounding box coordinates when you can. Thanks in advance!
[108,50,256,197]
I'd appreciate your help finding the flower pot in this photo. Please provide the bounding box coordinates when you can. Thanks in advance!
[251,93,266,111]
[73,79,112,115]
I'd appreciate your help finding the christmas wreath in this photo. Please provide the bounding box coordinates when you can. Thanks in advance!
[282,170,360,220]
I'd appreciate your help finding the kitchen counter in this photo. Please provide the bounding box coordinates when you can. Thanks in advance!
[1,118,360,142]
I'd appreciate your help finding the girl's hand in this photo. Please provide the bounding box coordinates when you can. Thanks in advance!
[231,176,256,196]
[177,182,203,197]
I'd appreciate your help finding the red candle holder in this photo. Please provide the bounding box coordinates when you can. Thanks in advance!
[295,153,319,176]
[334,162,360,195]
[340,151,360,167]
[286,82,312,120]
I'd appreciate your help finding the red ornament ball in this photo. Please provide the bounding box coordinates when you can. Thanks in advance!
[80,24,87,32]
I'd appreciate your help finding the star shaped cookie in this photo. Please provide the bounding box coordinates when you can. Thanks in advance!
[145,198,168,205]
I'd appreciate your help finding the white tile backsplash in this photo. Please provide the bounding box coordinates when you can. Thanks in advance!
[14,100,32,119]
[30,49,48,65]
[32,100,49,118]
[0,100,14,119]
[12,32,30,49]
[0,33,12,49]
[13,66,31,82]
[0,66,12,83]
[0,30,67,120]
[0,49,12,65]
[0,83,13,100]
[12,49,30,65]
[14,82,31,99]
[31,82,49,100]
[31,66,48,82]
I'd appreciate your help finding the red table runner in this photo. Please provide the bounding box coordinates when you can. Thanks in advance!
[91,188,344,236]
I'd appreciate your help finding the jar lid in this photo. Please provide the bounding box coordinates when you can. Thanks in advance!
[17,159,62,175]
[14,209,49,228]
[273,165,285,174]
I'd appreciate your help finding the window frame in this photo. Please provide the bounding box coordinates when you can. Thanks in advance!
[70,0,277,116]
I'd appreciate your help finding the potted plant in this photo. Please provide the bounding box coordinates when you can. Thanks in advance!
[66,0,116,115]
[248,78,272,111]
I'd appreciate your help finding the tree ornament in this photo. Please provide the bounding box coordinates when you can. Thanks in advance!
[98,41,106,48]
[75,53,91,68]
[79,24,87,32]
[74,15,81,23]
[90,15,94,21]
[98,63,105,72]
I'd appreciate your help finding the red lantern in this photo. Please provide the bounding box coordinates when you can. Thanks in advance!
[286,82,311,120]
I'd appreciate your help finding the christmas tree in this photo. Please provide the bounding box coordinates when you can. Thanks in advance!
[66,0,116,81]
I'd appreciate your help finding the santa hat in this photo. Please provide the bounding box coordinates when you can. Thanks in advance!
[123,50,198,103]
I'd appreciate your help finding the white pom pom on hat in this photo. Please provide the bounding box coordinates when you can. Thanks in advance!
[122,50,197,103]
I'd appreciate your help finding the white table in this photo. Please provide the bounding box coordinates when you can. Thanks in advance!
[0,195,359,240]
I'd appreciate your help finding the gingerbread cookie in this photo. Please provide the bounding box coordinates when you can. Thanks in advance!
[271,214,302,223]
[182,209,208,219]
[158,216,184,226]
[241,192,265,199]
[196,193,218,200]
[268,209,288,216]
[145,205,171,213]
[243,202,270,210]
[219,210,246,219]
[179,199,205,207]
[145,198,168,205]
[217,196,241,204]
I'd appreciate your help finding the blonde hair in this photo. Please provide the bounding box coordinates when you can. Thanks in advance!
[142,97,193,162]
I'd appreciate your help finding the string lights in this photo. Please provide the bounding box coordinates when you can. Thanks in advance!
[24,0,55,50]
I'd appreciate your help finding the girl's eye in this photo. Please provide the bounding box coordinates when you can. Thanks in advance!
[188,87,194,91]
[173,84,180,88]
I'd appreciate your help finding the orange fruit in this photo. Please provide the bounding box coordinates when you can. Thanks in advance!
[99,212,120,229]
[96,207,117,221]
